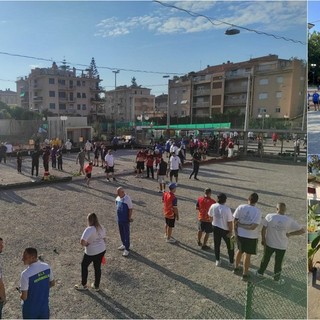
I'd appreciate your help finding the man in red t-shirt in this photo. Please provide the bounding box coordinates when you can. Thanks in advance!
[196,188,216,250]
[163,183,179,243]
[84,161,93,187]
[136,149,146,178]
[145,150,155,179]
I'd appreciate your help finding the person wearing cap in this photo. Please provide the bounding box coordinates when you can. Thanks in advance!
[208,193,234,267]
[163,183,179,243]
[196,188,216,250]
[255,202,304,284]
[84,161,93,187]
[233,193,261,281]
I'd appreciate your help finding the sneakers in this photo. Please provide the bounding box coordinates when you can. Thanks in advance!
[241,274,250,282]
[229,262,234,268]
[166,238,177,244]
[91,283,100,292]
[106,178,110,182]
[197,240,202,246]
[122,249,130,257]
[274,278,285,285]
[118,244,125,250]
[215,260,221,267]
[233,267,241,274]
[74,284,88,291]
[201,245,211,250]
[254,270,264,278]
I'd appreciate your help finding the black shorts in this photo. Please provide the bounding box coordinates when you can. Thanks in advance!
[170,169,179,177]
[165,218,175,228]
[237,236,258,255]
[198,221,213,233]
[314,101,319,105]
[86,173,92,179]
[105,166,114,173]
[137,161,145,170]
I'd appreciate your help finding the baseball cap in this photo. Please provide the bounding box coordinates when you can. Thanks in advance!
[168,183,177,190]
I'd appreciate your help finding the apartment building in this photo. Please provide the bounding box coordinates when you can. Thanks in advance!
[167,55,306,121]
[0,89,18,106]
[155,93,168,113]
[105,84,155,122]
[16,61,105,117]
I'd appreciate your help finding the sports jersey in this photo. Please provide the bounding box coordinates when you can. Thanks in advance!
[81,225,106,255]
[169,155,181,170]
[163,191,177,219]
[208,203,233,230]
[20,261,54,319]
[196,196,216,222]
[116,194,133,223]
[84,164,93,174]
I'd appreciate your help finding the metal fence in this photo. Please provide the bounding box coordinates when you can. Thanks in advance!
[196,258,307,319]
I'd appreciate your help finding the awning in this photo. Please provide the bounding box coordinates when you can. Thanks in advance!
[180,100,188,104]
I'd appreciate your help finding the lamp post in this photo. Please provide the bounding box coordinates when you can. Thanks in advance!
[112,70,120,89]
[163,75,170,129]
[257,112,269,130]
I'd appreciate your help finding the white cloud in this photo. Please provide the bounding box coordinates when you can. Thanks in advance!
[94,1,306,38]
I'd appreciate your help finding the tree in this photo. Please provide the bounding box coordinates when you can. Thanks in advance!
[308,31,320,85]
[131,77,138,87]
[89,57,99,76]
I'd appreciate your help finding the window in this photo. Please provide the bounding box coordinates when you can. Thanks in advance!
[49,78,55,84]
[69,80,73,87]
[59,91,66,98]
[258,93,268,100]
[82,104,86,110]
[59,103,66,110]
[77,104,81,110]
[77,92,81,98]
[212,82,222,89]
[276,92,282,98]
[277,76,284,84]
[69,93,74,101]
[275,107,281,113]
[77,80,81,86]
[82,93,86,98]
[82,81,85,86]
[49,103,55,109]
[49,91,55,97]
[58,79,66,85]
[212,95,222,105]
[259,79,269,85]
[258,108,267,113]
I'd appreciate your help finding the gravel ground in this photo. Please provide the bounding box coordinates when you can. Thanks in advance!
[0,150,306,319]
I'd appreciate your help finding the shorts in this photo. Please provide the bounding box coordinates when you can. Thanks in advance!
[86,173,92,179]
[158,175,166,184]
[170,169,179,178]
[314,100,319,105]
[165,217,175,228]
[198,221,213,233]
[236,236,258,255]
[105,166,114,173]
[137,161,145,170]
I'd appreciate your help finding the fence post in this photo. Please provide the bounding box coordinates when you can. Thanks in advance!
[245,281,254,319]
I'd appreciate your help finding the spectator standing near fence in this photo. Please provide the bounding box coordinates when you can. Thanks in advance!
[255,203,304,284]
[19,247,55,319]
[196,188,216,250]
[208,193,234,267]
[0,238,6,319]
[233,193,261,281]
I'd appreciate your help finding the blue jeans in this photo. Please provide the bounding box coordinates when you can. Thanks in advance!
[0,301,3,319]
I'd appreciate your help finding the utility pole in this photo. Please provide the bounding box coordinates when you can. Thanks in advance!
[112,70,120,89]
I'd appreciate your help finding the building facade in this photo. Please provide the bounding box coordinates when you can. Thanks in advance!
[0,89,18,106]
[105,85,156,122]
[167,55,306,122]
[16,62,105,117]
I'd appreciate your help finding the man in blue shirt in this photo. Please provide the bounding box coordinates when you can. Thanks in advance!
[20,248,55,319]
[313,91,319,111]
[115,187,133,257]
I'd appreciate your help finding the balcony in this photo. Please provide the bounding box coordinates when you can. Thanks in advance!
[33,96,43,101]
[224,86,247,94]
[193,89,211,96]
[193,101,210,108]
[224,98,246,106]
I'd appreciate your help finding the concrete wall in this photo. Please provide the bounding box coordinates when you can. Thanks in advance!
[0,119,42,139]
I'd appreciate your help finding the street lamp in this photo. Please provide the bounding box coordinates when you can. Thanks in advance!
[257,113,269,129]
[112,70,120,89]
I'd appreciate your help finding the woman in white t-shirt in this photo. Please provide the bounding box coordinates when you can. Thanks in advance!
[75,213,106,291]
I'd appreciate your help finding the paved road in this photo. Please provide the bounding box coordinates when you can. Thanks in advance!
[0,154,306,319]
[308,110,320,155]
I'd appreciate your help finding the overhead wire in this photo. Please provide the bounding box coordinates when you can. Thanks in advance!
[154,0,306,45]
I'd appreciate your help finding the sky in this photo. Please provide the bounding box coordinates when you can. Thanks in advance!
[309,0,320,32]
[0,1,307,97]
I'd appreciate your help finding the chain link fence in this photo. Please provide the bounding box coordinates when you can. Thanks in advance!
[195,258,307,319]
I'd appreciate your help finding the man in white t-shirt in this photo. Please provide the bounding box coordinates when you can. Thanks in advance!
[169,153,182,183]
[170,143,179,156]
[233,193,261,281]
[208,193,234,267]
[255,203,304,283]
[104,149,117,182]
